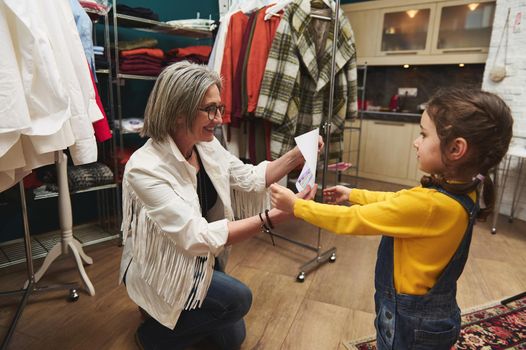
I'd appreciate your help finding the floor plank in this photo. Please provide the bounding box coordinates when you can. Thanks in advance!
[281,299,350,350]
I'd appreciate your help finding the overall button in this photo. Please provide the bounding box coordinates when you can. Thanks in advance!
[385,311,392,319]
[386,330,392,338]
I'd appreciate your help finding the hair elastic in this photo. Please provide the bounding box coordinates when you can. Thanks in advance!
[264,209,274,229]
[475,174,485,182]
[258,212,275,246]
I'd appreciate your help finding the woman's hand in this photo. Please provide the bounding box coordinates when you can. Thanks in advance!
[323,185,351,204]
[293,135,324,166]
[317,135,324,154]
[270,183,316,213]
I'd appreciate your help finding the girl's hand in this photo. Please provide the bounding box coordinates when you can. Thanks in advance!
[323,185,351,204]
[270,183,308,213]
[297,183,318,201]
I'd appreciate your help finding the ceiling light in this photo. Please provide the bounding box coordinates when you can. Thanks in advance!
[403,64,410,68]
[406,9,419,18]
[468,3,479,11]
[459,63,465,67]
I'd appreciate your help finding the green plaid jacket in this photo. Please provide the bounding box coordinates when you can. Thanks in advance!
[255,0,357,161]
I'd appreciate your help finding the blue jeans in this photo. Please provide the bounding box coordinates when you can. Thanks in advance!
[137,270,252,350]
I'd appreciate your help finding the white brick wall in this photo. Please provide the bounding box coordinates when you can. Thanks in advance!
[482,0,526,222]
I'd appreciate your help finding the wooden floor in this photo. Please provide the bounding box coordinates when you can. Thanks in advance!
[1,179,525,350]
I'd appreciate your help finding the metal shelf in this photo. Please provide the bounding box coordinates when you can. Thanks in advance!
[33,183,118,200]
[117,73,157,80]
[115,13,213,39]
[0,223,119,269]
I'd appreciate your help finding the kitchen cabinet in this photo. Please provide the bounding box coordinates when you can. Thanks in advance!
[343,0,495,66]
[345,9,380,60]
[431,0,495,54]
[377,3,435,56]
[357,119,423,186]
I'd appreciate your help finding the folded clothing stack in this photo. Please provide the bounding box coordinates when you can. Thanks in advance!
[37,162,114,193]
[165,45,212,66]
[166,18,217,31]
[115,118,144,134]
[119,48,164,76]
[80,0,111,16]
[115,4,158,21]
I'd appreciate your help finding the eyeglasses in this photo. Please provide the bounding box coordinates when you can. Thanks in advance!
[198,104,226,121]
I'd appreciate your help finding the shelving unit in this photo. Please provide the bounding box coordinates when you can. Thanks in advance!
[78,6,121,238]
[0,223,117,269]
[0,6,121,272]
[339,64,366,186]
[110,1,215,152]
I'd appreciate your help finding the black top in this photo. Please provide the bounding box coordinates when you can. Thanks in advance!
[195,150,218,215]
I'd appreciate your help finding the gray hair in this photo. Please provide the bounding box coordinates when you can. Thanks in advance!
[141,61,222,141]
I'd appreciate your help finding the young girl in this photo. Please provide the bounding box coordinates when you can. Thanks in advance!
[270,88,513,350]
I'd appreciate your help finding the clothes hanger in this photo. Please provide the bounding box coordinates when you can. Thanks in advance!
[240,0,267,14]
[311,0,335,10]
[310,0,333,21]
[228,0,240,11]
[264,0,293,21]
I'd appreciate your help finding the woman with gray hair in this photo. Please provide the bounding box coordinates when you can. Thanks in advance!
[120,61,320,349]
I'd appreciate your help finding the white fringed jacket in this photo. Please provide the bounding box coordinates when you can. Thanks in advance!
[120,136,268,329]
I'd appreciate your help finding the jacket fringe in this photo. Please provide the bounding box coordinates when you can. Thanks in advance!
[231,188,270,219]
[121,183,214,309]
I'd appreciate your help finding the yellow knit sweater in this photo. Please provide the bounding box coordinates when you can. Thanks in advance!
[294,187,476,295]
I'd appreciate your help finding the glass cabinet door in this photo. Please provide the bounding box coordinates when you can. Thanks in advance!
[378,5,434,54]
[433,0,496,53]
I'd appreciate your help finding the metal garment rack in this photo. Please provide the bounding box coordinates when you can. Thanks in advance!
[337,64,366,187]
[0,181,79,350]
[269,0,346,282]
[1,7,122,348]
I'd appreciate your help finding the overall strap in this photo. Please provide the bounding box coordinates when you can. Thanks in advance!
[429,185,479,219]
[424,184,479,294]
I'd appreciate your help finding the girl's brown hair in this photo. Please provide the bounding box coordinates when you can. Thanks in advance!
[421,88,513,220]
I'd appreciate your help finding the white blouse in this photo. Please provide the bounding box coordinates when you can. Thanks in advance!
[120,136,268,329]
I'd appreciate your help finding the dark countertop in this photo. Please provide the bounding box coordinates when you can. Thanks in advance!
[360,111,421,123]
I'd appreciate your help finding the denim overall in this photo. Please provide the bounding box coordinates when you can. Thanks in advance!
[374,186,479,350]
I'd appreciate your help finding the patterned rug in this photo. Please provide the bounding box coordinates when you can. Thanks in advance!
[345,295,526,350]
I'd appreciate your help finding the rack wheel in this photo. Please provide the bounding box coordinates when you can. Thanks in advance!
[329,253,337,263]
[296,272,306,283]
[491,228,497,234]
[68,288,79,302]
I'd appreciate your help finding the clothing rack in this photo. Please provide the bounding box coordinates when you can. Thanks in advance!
[0,164,81,349]
[29,151,96,296]
[269,0,343,282]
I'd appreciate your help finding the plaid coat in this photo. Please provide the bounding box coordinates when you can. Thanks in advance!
[255,0,357,161]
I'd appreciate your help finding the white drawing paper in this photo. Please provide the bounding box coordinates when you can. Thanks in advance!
[294,128,319,192]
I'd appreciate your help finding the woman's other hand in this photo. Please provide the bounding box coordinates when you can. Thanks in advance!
[317,135,324,154]
[323,185,351,204]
